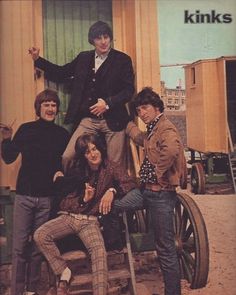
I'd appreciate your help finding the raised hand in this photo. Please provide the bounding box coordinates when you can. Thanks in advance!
[83,183,95,203]
[0,124,13,140]
[28,47,40,61]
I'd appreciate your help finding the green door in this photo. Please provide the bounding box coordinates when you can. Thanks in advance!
[42,0,112,128]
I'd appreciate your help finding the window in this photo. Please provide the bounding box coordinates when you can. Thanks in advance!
[191,67,196,85]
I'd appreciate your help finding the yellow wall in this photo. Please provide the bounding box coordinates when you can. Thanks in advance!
[113,0,160,93]
[0,0,160,188]
[0,0,44,188]
[113,0,160,137]
[185,58,229,153]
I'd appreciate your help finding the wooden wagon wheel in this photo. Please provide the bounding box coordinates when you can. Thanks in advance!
[132,192,209,289]
[175,191,209,289]
[131,191,209,289]
[190,162,206,194]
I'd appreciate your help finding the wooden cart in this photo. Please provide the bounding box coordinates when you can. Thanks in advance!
[128,141,209,291]
[184,56,236,194]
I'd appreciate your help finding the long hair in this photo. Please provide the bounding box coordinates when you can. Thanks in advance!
[71,133,107,174]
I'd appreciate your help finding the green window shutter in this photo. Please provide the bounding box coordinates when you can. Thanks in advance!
[42,0,112,128]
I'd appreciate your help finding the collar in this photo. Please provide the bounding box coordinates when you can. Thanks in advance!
[38,118,55,125]
[146,113,163,134]
[95,48,111,60]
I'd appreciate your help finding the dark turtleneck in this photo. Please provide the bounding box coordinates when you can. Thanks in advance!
[1,118,69,197]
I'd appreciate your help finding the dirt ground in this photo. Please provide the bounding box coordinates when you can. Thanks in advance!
[183,192,236,295]
[135,190,236,295]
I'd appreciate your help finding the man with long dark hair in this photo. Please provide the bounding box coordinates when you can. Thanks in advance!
[34,133,136,295]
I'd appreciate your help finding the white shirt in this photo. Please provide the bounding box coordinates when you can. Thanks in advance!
[94,50,110,72]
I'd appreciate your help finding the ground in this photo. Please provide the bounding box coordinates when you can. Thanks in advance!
[1,190,236,295]
[135,191,236,295]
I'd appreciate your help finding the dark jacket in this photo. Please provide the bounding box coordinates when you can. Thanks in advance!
[35,48,135,131]
[59,160,137,216]
[126,114,187,191]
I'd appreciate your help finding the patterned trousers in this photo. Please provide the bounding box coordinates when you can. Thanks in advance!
[34,214,108,295]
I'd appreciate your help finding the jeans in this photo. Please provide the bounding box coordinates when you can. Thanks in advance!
[11,194,51,295]
[114,188,181,295]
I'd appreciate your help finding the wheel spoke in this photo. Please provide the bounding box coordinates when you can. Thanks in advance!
[176,192,209,289]
[183,223,193,242]
[180,255,193,283]
[180,208,189,238]
[183,237,195,253]
[190,163,206,194]
[182,249,195,267]
[174,202,182,235]
[179,256,184,279]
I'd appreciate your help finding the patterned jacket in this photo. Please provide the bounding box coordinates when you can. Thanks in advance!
[59,160,137,215]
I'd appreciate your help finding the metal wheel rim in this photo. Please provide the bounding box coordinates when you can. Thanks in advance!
[175,191,209,289]
[190,163,206,194]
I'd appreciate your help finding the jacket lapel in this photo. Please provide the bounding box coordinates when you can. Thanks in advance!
[147,114,165,140]
[96,48,115,80]
[95,164,107,198]
[80,50,95,79]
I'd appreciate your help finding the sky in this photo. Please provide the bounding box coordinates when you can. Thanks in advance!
[158,0,236,88]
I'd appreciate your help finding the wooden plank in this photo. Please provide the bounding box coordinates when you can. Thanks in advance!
[129,140,140,178]
[112,0,160,93]
[62,250,87,261]
[136,282,152,295]
[62,248,128,261]
[69,285,121,295]
[70,269,131,287]
[0,0,40,189]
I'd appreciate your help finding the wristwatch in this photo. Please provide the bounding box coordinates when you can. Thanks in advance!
[108,188,116,194]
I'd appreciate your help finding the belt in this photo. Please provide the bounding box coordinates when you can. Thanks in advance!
[144,183,176,192]
[88,114,104,120]
[58,211,97,221]
[144,183,161,192]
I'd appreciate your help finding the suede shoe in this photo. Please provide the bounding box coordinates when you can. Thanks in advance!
[56,280,69,295]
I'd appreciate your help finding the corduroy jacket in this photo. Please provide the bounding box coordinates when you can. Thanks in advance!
[59,160,137,215]
[126,114,187,191]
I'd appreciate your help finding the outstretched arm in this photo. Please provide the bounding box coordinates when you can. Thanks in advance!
[29,46,78,83]
[1,125,20,164]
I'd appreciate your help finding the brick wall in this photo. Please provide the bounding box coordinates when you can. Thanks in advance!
[166,111,187,147]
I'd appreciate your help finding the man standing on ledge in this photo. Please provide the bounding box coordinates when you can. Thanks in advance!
[29,21,135,171]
